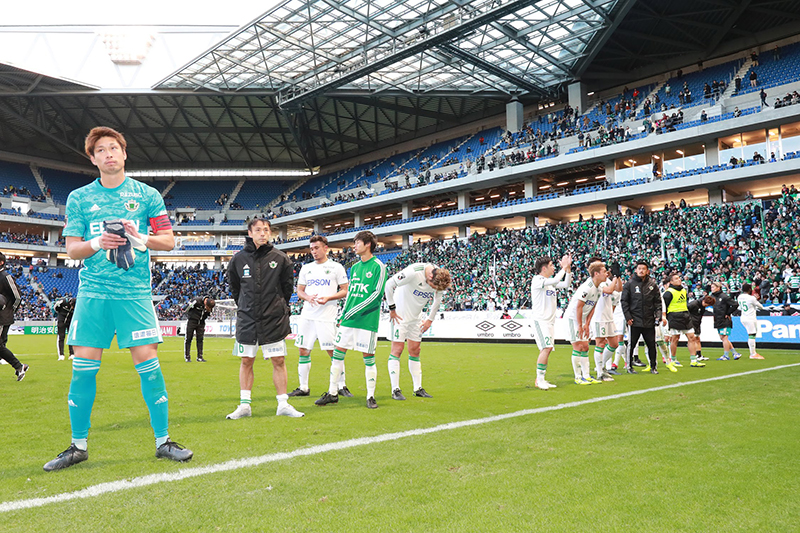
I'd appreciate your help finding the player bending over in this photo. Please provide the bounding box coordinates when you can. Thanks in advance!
[384,262,452,399]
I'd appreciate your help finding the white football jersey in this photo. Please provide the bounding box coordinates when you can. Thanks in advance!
[612,291,624,321]
[384,263,443,320]
[737,293,763,320]
[297,259,348,322]
[530,269,572,323]
[591,281,616,323]
[565,278,602,322]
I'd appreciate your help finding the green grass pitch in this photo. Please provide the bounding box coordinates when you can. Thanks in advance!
[0,335,798,532]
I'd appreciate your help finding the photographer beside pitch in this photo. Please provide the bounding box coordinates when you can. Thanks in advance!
[184,296,215,362]
[54,296,76,361]
[44,126,192,472]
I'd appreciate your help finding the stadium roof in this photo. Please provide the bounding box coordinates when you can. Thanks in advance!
[1,0,799,171]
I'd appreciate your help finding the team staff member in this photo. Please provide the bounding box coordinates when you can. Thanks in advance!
[226,218,303,419]
[54,296,76,361]
[662,273,699,369]
[0,252,27,381]
[687,295,715,364]
[184,296,215,362]
[710,281,741,361]
[621,261,664,374]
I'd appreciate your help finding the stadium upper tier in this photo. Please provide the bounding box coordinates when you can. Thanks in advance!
[737,42,800,97]
[0,161,43,200]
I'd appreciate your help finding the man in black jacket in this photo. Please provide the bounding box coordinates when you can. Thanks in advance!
[54,296,76,361]
[688,295,715,362]
[0,252,27,381]
[621,261,664,374]
[710,281,742,361]
[225,219,303,419]
[184,296,215,362]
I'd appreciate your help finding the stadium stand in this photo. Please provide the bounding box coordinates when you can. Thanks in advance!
[0,161,43,200]
[234,180,294,210]
[736,42,800,96]
[166,180,239,211]
[39,168,95,205]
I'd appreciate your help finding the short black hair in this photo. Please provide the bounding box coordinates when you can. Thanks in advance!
[742,283,752,294]
[534,256,553,274]
[635,260,650,269]
[247,218,271,231]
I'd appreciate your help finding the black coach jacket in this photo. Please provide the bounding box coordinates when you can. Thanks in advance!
[227,237,294,346]
[186,298,212,325]
[621,273,663,328]
[0,267,21,326]
[711,290,738,329]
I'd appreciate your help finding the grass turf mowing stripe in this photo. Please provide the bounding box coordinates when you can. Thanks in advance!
[2,362,797,513]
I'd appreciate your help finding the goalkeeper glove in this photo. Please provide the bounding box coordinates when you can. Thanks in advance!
[104,220,136,270]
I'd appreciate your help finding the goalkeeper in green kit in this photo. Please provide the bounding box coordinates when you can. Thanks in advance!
[315,231,387,409]
[43,127,192,472]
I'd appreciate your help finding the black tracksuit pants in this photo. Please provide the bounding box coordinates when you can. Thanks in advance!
[628,326,657,368]
[57,319,74,357]
[0,325,22,371]
[184,320,205,359]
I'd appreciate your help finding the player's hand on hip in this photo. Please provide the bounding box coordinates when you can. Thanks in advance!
[389,310,403,324]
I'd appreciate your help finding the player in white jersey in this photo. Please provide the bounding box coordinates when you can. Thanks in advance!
[737,283,765,359]
[384,263,452,399]
[289,235,349,397]
[590,273,623,381]
[530,254,572,390]
[565,261,615,384]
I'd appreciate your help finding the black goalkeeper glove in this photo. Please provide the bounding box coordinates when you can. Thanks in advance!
[611,261,621,278]
[104,220,135,270]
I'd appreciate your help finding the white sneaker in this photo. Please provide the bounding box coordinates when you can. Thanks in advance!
[0,359,7,365]
[535,379,550,390]
[276,403,305,418]
[226,404,252,419]
[58,355,65,361]
[69,355,74,360]
[541,379,557,388]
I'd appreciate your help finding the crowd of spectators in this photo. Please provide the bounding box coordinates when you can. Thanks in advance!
[394,189,800,312]
[152,264,229,319]
[0,232,47,246]
[2,185,47,202]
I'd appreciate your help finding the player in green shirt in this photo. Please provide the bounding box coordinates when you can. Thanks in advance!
[315,231,387,409]
[44,127,192,472]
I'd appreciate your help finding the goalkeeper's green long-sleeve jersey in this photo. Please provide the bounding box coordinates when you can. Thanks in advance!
[340,256,387,333]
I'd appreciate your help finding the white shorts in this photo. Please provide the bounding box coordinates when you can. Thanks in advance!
[655,324,669,342]
[668,328,694,337]
[532,319,555,350]
[334,326,378,354]
[389,315,423,343]
[614,315,626,336]
[567,318,588,342]
[592,321,616,339]
[295,317,336,350]
[741,319,758,335]
[234,340,287,359]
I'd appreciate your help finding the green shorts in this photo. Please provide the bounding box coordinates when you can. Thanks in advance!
[71,297,162,349]
[717,327,732,337]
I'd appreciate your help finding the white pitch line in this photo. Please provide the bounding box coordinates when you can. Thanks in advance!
[2,363,797,514]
